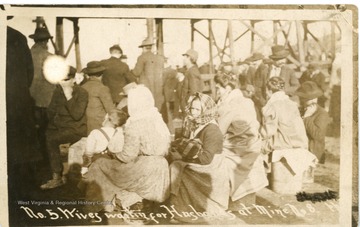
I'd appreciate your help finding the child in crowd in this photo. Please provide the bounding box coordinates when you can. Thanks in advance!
[81,109,128,175]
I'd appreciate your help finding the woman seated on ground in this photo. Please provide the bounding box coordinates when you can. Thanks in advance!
[169,92,230,223]
[214,74,268,209]
[81,85,171,213]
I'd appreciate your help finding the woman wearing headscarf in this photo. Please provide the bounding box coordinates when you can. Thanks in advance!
[214,74,268,209]
[81,85,170,212]
[260,77,316,194]
[169,92,230,223]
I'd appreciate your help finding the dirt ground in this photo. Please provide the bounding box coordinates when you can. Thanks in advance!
[314,137,340,191]
[8,135,353,226]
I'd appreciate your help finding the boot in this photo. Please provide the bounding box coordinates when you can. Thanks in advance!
[40,173,64,190]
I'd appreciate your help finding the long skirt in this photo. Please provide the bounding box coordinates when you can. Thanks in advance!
[82,156,170,212]
[223,148,268,201]
[169,154,230,223]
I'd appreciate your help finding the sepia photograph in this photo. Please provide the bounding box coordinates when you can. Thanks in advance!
[0,4,357,226]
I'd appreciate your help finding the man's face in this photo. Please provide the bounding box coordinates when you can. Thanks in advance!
[274,58,287,67]
[59,77,75,88]
[183,55,190,66]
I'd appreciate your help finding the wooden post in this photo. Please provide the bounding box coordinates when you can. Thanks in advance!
[146,18,154,43]
[56,17,64,56]
[228,19,235,65]
[73,19,82,72]
[295,20,305,65]
[250,20,255,53]
[330,21,336,58]
[303,22,308,61]
[273,20,278,45]
[155,19,164,56]
[208,20,214,74]
[191,20,195,49]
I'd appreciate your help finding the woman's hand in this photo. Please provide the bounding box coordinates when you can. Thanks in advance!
[168,149,183,163]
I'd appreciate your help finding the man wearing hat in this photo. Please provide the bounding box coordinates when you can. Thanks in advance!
[41,66,88,190]
[181,49,203,113]
[28,27,55,157]
[295,81,330,164]
[132,38,165,112]
[82,61,115,134]
[267,45,300,98]
[246,52,269,109]
[299,63,327,107]
[100,44,135,105]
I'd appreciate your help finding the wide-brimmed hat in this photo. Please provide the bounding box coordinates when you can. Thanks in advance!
[247,52,264,62]
[295,81,323,100]
[182,49,198,61]
[269,45,290,60]
[119,82,137,96]
[109,44,123,53]
[83,61,105,75]
[67,66,77,79]
[138,38,154,48]
[29,27,53,41]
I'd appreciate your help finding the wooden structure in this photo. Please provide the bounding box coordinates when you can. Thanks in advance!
[32,15,340,98]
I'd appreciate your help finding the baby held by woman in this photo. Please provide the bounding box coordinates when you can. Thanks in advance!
[81,109,128,175]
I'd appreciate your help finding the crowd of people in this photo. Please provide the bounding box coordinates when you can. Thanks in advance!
[6,25,341,224]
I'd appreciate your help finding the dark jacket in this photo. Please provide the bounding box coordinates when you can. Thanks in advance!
[303,105,331,163]
[132,52,165,110]
[181,65,203,111]
[101,57,135,103]
[252,63,269,107]
[29,42,54,108]
[6,26,42,164]
[192,123,223,165]
[163,66,178,102]
[299,70,326,92]
[82,78,114,134]
[47,85,88,137]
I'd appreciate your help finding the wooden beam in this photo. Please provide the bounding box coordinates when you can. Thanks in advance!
[295,20,305,65]
[234,28,249,42]
[307,29,327,52]
[330,21,336,57]
[253,20,291,53]
[240,20,267,41]
[146,18,154,43]
[64,36,76,58]
[155,19,164,56]
[208,19,215,74]
[55,17,64,56]
[190,20,195,49]
[193,27,209,40]
[273,21,278,45]
[73,19,82,71]
[279,21,297,59]
[228,19,235,65]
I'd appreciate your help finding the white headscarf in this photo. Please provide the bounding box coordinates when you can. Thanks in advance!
[127,85,170,153]
[127,85,157,120]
